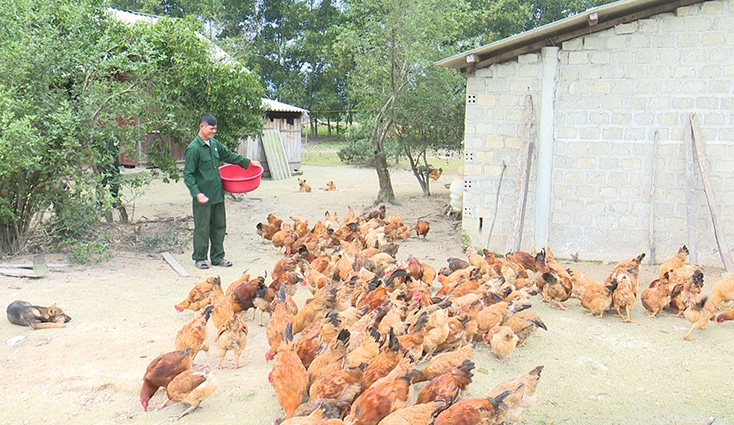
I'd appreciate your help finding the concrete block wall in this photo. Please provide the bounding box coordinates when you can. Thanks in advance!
[462,0,734,266]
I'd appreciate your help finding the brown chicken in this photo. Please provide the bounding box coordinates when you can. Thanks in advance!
[640,273,672,318]
[378,400,447,425]
[216,312,248,369]
[210,277,234,333]
[266,286,294,362]
[486,365,544,425]
[416,343,474,383]
[429,167,443,181]
[485,325,519,362]
[175,276,217,313]
[307,328,350,385]
[682,296,717,340]
[535,250,573,310]
[163,369,217,420]
[567,267,595,299]
[346,326,381,369]
[611,273,637,323]
[711,272,734,308]
[290,399,351,423]
[295,319,326,369]
[415,219,430,239]
[174,305,213,363]
[360,329,402,390]
[669,269,704,316]
[715,310,734,323]
[433,391,512,425]
[501,310,547,347]
[344,371,419,425]
[578,273,618,318]
[416,360,474,404]
[270,323,309,420]
[308,365,364,404]
[140,348,193,411]
[659,245,688,278]
[293,287,337,334]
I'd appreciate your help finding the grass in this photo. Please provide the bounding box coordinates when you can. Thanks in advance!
[302,138,464,174]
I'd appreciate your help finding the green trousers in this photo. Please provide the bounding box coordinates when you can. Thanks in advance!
[192,200,227,264]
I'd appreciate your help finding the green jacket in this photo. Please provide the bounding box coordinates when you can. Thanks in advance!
[183,135,251,205]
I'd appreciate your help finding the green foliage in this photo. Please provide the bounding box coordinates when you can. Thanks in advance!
[0,0,264,255]
[60,233,116,265]
[461,230,472,252]
[337,125,401,166]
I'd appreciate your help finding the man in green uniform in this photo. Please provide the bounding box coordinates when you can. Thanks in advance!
[183,114,260,269]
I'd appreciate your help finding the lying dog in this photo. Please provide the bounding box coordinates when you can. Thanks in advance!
[319,180,336,191]
[7,300,71,329]
[296,177,312,192]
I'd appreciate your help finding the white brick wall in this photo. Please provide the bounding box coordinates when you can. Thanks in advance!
[461,0,734,267]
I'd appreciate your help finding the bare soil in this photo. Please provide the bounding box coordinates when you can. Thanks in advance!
[1,164,732,425]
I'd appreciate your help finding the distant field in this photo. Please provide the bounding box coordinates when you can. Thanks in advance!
[302,138,463,174]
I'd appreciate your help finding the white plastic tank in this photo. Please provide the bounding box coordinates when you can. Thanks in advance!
[449,177,463,214]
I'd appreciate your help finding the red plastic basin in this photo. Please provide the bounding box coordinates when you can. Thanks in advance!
[219,163,263,193]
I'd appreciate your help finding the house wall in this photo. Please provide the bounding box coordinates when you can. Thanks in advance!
[463,0,734,267]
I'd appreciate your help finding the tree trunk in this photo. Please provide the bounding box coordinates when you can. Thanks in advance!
[327,115,332,136]
[374,149,395,203]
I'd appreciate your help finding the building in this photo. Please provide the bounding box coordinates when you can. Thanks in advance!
[438,0,734,268]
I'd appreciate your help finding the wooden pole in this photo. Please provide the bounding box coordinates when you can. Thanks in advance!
[684,117,698,264]
[648,130,658,265]
[506,94,535,253]
[690,113,734,272]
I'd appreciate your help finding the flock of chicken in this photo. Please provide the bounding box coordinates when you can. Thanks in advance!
[138,204,734,423]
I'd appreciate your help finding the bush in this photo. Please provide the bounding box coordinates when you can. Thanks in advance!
[337,124,402,165]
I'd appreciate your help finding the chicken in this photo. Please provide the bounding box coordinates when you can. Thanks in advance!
[163,369,217,420]
[174,305,213,363]
[659,245,688,278]
[291,399,352,423]
[345,371,419,425]
[360,329,402,390]
[682,296,717,340]
[486,365,544,425]
[484,325,519,362]
[416,360,474,404]
[567,267,596,299]
[307,328,350,385]
[715,310,734,323]
[669,269,704,317]
[210,277,234,332]
[611,273,637,323]
[476,301,528,340]
[416,344,474,383]
[216,312,248,369]
[577,273,618,318]
[140,348,193,411]
[500,310,547,347]
[535,250,573,310]
[346,326,381,369]
[293,287,337,334]
[414,219,430,239]
[266,286,294,362]
[256,217,282,242]
[308,365,363,404]
[175,276,217,313]
[377,400,447,425]
[421,308,451,357]
[640,273,672,318]
[711,273,734,308]
[295,319,326,369]
[270,323,309,421]
[429,167,443,181]
[434,391,512,425]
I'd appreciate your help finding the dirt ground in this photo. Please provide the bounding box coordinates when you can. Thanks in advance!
[1,164,732,425]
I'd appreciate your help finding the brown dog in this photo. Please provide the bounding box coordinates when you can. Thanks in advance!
[7,300,71,329]
[296,177,312,192]
[319,180,336,191]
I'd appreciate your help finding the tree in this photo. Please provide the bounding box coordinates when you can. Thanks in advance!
[0,0,264,255]
[395,67,465,195]
[340,0,466,204]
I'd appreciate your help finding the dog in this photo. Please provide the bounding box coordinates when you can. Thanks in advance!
[297,177,312,192]
[7,300,71,329]
[319,180,336,191]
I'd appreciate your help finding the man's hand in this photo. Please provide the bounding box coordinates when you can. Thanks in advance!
[251,160,261,168]
[196,193,209,204]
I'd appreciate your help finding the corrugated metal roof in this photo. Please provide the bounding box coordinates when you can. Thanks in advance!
[263,98,308,114]
[437,0,703,72]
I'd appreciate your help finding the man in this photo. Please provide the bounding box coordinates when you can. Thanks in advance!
[183,114,260,269]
